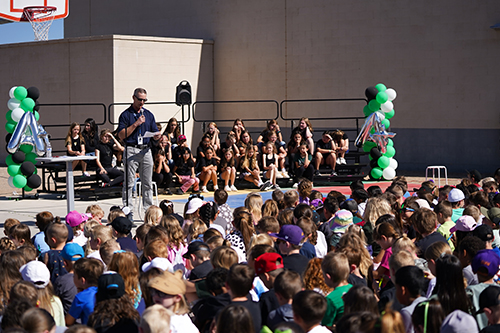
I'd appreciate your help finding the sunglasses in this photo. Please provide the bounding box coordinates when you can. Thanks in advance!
[134,95,148,102]
[150,288,169,298]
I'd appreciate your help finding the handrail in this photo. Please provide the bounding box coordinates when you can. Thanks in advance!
[37,103,107,127]
[192,100,280,122]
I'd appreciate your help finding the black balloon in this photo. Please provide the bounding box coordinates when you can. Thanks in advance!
[20,161,35,177]
[370,159,379,169]
[5,133,12,144]
[27,174,41,189]
[33,101,40,112]
[370,147,382,159]
[27,87,40,100]
[12,151,25,164]
[365,86,379,101]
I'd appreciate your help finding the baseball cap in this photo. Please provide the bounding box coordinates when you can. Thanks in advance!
[415,199,431,209]
[254,252,284,275]
[471,249,500,277]
[148,270,186,295]
[20,261,50,289]
[61,243,84,261]
[66,210,90,227]
[450,215,477,233]
[488,207,500,226]
[96,272,126,302]
[448,188,465,203]
[142,257,174,273]
[413,184,434,195]
[186,198,204,214]
[340,199,358,214]
[468,169,482,183]
[183,241,210,259]
[441,310,478,333]
[334,209,353,226]
[473,225,494,242]
[270,225,305,246]
[111,216,133,234]
[479,285,500,312]
[178,134,187,141]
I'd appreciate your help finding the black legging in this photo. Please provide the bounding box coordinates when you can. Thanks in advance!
[98,167,124,187]
[294,164,314,182]
[153,170,173,189]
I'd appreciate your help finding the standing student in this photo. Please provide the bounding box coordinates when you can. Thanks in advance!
[65,122,89,177]
[118,88,161,218]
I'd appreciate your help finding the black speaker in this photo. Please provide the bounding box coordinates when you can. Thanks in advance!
[176,81,192,106]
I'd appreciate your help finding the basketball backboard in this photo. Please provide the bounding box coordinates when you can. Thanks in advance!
[0,0,68,22]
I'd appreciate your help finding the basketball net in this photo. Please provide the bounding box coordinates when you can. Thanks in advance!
[21,6,57,41]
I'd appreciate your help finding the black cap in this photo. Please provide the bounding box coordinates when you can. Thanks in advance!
[340,198,359,214]
[183,241,210,259]
[469,169,482,183]
[479,285,500,312]
[473,224,494,242]
[413,184,434,194]
[111,216,133,234]
[96,272,125,302]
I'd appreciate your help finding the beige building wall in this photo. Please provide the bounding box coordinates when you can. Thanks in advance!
[0,35,213,160]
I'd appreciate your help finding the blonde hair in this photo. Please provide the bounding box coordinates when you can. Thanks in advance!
[84,219,100,256]
[144,206,163,226]
[86,205,104,220]
[392,236,417,257]
[140,304,173,333]
[107,210,125,225]
[91,225,113,245]
[363,197,392,226]
[160,215,185,249]
[321,252,349,283]
[245,193,263,224]
[424,241,452,261]
[380,306,406,333]
[210,246,238,269]
[261,200,279,218]
[99,239,120,266]
[463,205,481,222]
[187,218,207,243]
[247,234,274,259]
[337,232,372,277]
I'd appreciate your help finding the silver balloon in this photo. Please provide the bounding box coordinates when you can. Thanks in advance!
[370,130,396,154]
[7,111,49,156]
[355,111,396,154]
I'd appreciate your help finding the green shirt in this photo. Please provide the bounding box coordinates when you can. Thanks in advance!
[321,284,352,327]
[437,220,456,251]
[451,208,464,222]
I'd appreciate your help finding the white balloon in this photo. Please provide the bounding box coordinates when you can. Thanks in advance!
[383,167,396,180]
[7,98,20,111]
[11,108,25,122]
[386,88,397,101]
[7,176,15,188]
[381,101,394,112]
[389,158,398,170]
[9,86,17,99]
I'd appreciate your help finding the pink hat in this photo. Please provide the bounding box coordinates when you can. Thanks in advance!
[450,215,477,233]
[66,210,90,227]
[178,134,187,141]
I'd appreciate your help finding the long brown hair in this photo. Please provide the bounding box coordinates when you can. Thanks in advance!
[108,251,140,302]
[0,251,26,312]
[65,122,83,146]
[232,209,255,250]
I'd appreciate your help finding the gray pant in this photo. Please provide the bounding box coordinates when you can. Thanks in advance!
[123,146,153,213]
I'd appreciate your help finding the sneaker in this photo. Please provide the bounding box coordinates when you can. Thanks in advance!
[83,171,90,177]
[293,183,299,188]
[271,184,281,190]
[230,185,238,192]
[213,185,219,191]
[201,186,209,193]
[260,180,271,191]
[276,171,284,179]
[331,171,338,176]
[336,158,341,164]
[224,185,232,192]
[314,170,321,176]
[341,157,347,164]
[165,189,172,195]
[176,189,184,195]
[281,170,290,178]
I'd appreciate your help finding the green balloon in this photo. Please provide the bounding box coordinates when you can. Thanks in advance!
[384,146,396,158]
[376,91,388,104]
[14,86,28,101]
[20,144,33,153]
[363,141,377,153]
[7,164,21,177]
[387,138,394,147]
[385,109,395,119]
[368,99,381,112]
[6,110,13,122]
[378,156,390,169]
[363,105,373,117]
[382,119,391,129]
[25,152,37,164]
[375,83,387,92]
[34,111,40,121]
[13,174,27,188]
[371,167,383,179]
[23,185,33,192]
[5,121,16,134]
[20,98,35,112]
[6,155,14,166]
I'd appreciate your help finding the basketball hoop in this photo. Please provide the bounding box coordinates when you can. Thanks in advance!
[20,6,57,41]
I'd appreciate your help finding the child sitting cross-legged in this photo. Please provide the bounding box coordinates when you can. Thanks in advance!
[267,270,303,329]
[292,290,330,333]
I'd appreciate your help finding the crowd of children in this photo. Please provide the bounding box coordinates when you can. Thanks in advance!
[65,117,351,195]
[3,170,500,333]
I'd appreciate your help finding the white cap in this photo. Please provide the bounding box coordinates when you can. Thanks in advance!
[20,261,50,289]
[448,188,465,203]
[142,257,174,273]
[186,198,204,214]
[415,199,431,209]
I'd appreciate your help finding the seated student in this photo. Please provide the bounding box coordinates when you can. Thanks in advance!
[474,225,500,258]
[479,286,500,333]
[283,190,299,210]
[171,134,190,165]
[3,218,20,238]
[54,243,84,314]
[226,264,262,333]
[332,129,349,165]
[435,201,456,251]
[99,239,121,268]
[173,146,200,195]
[483,180,499,203]
[198,146,219,193]
[214,189,233,234]
[86,204,105,225]
[95,129,125,188]
[457,234,485,288]
[255,252,283,326]
[266,130,289,179]
[219,131,240,159]
[140,304,173,333]
[467,249,500,330]
[395,265,427,333]
[320,252,352,327]
[271,225,310,276]
[183,241,213,281]
[328,209,354,250]
[337,246,367,286]
[267,270,303,329]
[413,208,447,257]
[449,188,466,222]
[88,225,113,263]
[292,290,329,333]
[40,222,68,285]
[314,131,337,177]
[66,258,104,326]
[111,216,137,253]
[9,223,31,248]
[32,212,53,254]
[239,145,266,190]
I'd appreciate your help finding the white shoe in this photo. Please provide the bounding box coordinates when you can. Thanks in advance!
[83,171,90,177]
[293,183,299,188]
[281,170,290,178]
[341,157,347,164]
[201,186,209,193]
[230,185,238,192]
[224,185,232,192]
[276,171,283,178]
[336,158,341,164]
[214,185,219,191]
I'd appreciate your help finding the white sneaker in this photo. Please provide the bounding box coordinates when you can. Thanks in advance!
[281,170,290,178]
[214,185,219,191]
[230,185,238,192]
[201,186,209,193]
[224,185,232,192]
[336,158,341,164]
[293,183,299,188]
[276,171,284,178]
[341,157,347,164]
